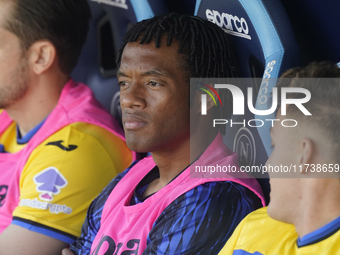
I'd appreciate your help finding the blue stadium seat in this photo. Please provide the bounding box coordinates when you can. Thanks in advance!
[281,0,340,65]
[163,0,196,15]
[195,0,301,204]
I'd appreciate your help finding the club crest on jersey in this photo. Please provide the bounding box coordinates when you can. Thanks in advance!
[33,167,68,201]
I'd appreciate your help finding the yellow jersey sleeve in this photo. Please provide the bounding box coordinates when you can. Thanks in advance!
[219,206,340,254]
[218,207,298,255]
[12,122,132,243]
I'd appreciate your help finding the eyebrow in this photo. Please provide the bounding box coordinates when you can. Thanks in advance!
[142,69,169,77]
[117,69,171,78]
[116,70,127,77]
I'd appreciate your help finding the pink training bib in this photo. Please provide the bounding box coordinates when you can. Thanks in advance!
[0,79,134,231]
[90,133,265,255]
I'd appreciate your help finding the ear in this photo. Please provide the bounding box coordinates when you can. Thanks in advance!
[298,138,314,174]
[28,40,56,75]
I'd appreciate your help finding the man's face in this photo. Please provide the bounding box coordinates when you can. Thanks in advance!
[0,1,29,109]
[118,40,190,153]
[266,112,301,223]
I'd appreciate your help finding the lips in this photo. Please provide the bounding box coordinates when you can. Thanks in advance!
[124,121,147,129]
[122,113,148,130]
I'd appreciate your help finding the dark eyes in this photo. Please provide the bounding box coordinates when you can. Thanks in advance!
[118,80,163,88]
[118,81,126,87]
[148,81,162,87]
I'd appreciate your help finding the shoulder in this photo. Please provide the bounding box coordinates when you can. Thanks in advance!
[156,181,263,226]
[27,122,132,176]
[65,122,133,168]
[178,181,262,206]
[49,122,127,152]
[218,207,297,255]
[237,206,272,228]
[232,207,296,241]
[155,180,264,232]
[240,207,293,228]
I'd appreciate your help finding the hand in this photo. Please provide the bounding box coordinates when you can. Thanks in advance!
[61,248,75,255]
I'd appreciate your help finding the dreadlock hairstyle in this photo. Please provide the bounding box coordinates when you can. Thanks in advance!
[117,13,239,134]
[117,13,237,79]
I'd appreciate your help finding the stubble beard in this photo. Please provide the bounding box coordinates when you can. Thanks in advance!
[0,56,29,109]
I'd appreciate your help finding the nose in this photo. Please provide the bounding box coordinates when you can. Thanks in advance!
[120,82,146,109]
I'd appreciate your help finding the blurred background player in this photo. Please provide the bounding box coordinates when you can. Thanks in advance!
[64,13,265,255]
[0,0,133,254]
[219,61,340,255]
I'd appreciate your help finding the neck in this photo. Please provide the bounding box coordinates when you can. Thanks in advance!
[5,73,69,136]
[294,178,340,237]
[150,134,190,186]
[150,127,218,189]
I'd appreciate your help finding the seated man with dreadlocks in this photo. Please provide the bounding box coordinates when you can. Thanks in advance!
[63,13,265,255]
